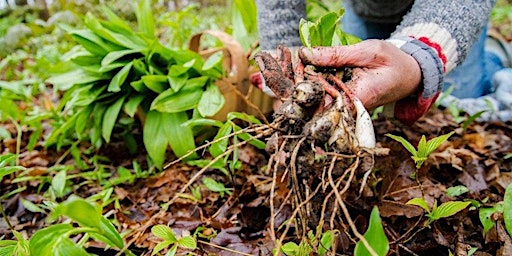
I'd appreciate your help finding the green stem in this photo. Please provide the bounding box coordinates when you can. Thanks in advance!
[9,117,22,166]
[0,201,13,230]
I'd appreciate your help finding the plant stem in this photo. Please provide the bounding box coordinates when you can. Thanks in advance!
[0,201,13,230]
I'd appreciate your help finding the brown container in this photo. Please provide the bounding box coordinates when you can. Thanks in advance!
[189,30,273,121]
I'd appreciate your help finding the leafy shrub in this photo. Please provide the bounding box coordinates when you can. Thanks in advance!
[45,0,226,169]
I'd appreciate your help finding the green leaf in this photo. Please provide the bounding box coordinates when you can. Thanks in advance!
[446,185,469,197]
[84,13,146,49]
[143,111,197,169]
[101,5,133,33]
[124,95,145,118]
[406,198,430,213]
[424,131,454,156]
[168,73,188,92]
[209,122,233,157]
[181,76,209,91]
[233,125,266,149]
[504,183,512,238]
[101,49,141,67]
[281,242,299,255]
[51,196,102,229]
[67,28,115,56]
[29,224,74,256]
[108,62,133,92]
[165,245,178,256]
[0,245,15,256]
[385,134,418,156]
[152,240,173,256]
[102,96,126,143]
[311,11,341,46]
[142,75,169,93]
[89,216,124,249]
[162,112,198,160]
[51,170,67,198]
[299,19,313,47]
[428,201,471,221]
[0,165,23,180]
[53,236,90,256]
[151,225,178,242]
[143,110,169,169]
[183,118,224,128]
[136,0,155,37]
[177,236,196,250]
[75,105,94,137]
[151,89,203,113]
[479,206,502,234]
[20,198,44,213]
[202,177,231,197]
[46,69,108,91]
[198,82,225,117]
[318,230,334,256]
[354,206,389,256]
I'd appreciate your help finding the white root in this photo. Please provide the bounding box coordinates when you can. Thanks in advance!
[352,97,376,149]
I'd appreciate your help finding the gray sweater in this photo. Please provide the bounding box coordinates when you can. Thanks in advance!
[256,0,496,71]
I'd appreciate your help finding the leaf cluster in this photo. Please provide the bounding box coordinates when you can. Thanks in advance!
[45,0,226,169]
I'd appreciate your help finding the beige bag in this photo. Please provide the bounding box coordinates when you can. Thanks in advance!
[189,30,273,121]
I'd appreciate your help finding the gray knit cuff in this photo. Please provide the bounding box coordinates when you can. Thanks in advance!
[386,37,444,99]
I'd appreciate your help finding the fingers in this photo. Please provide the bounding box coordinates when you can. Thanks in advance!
[298,40,390,68]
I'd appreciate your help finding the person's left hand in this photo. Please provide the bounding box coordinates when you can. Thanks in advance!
[298,39,422,110]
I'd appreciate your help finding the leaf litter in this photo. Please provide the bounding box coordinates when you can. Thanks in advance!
[1,93,512,255]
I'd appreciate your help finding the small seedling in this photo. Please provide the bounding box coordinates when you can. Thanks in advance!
[386,131,455,169]
[280,228,336,256]
[151,225,197,256]
[406,198,471,224]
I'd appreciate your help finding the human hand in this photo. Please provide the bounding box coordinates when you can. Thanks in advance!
[298,39,422,110]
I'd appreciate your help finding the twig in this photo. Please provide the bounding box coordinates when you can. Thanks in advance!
[197,240,255,256]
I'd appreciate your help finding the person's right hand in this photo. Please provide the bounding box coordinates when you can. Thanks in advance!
[299,39,423,110]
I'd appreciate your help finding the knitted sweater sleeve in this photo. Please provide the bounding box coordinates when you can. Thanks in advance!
[392,0,496,72]
[387,0,496,124]
[255,0,306,50]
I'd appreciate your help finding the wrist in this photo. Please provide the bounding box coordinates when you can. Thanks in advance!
[385,37,445,125]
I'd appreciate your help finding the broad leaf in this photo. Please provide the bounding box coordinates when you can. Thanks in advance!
[406,198,430,213]
[198,82,225,117]
[102,96,126,143]
[108,62,132,92]
[50,196,102,229]
[51,170,67,198]
[143,110,170,169]
[102,49,141,67]
[46,69,108,91]
[29,224,74,256]
[162,112,198,160]
[354,206,389,256]
[479,204,503,234]
[53,237,90,256]
[385,134,417,156]
[178,236,197,250]
[209,122,233,157]
[504,183,512,237]
[89,216,124,249]
[318,230,334,256]
[428,201,471,221]
[142,75,169,93]
[446,185,469,197]
[151,225,177,242]
[136,0,155,38]
[151,89,202,113]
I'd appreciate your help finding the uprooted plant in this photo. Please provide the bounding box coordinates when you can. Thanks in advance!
[254,43,387,254]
